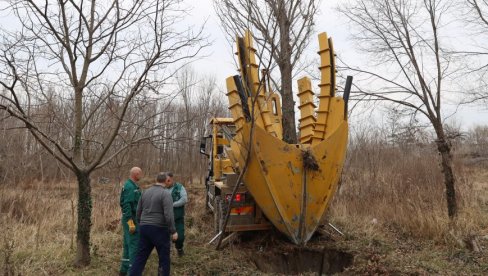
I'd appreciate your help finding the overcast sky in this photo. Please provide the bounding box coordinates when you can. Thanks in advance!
[186,0,488,130]
[1,0,487,130]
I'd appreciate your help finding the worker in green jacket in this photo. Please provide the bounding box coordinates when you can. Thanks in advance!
[164,172,188,257]
[119,167,143,276]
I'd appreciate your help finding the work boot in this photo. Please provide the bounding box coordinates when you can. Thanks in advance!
[177,248,184,257]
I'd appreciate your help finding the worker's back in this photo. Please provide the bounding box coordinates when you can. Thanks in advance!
[137,184,175,233]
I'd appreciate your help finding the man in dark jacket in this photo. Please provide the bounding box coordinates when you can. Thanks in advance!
[164,172,188,257]
[130,172,178,276]
[119,167,142,276]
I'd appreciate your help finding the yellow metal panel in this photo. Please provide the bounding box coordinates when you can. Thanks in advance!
[312,33,336,145]
[226,76,245,134]
[226,76,246,168]
[239,123,303,241]
[330,38,337,99]
[220,159,234,174]
[246,98,266,131]
[300,117,316,126]
[297,77,317,144]
[266,92,283,139]
[243,31,260,98]
[237,33,265,131]
[238,122,348,244]
[236,31,279,138]
[220,30,348,245]
[303,122,348,241]
[210,117,235,124]
[212,123,221,180]
[216,137,230,146]
[324,98,345,139]
[214,158,235,181]
[225,148,238,168]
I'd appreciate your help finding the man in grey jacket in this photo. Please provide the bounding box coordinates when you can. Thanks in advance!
[130,173,178,276]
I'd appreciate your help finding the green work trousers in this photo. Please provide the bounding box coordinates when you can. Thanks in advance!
[174,218,185,250]
[120,219,139,274]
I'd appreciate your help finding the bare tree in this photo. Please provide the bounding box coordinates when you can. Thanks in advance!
[463,0,488,103]
[176,67,198,183]
[213,0,320,143]
[338,0,460,218]
[0,0,207,266]
[384,109,430,148]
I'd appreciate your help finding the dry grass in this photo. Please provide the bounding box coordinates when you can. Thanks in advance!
[1,144,488,275]
[327,143,488,274]
[333,146,449,238]
[0,180,257,275]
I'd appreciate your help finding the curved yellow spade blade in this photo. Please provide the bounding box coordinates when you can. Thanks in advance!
[236,120,348,244]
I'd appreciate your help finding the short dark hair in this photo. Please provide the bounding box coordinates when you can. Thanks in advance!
[156,172,167,183]
[166,172,174,178]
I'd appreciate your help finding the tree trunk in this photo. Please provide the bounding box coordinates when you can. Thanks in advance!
[280,62,298,144]
[74,171,92,266]
[278,6,298,144]
[434,124,457,218]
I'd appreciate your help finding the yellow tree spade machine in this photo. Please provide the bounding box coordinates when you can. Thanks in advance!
[200,31,353,245]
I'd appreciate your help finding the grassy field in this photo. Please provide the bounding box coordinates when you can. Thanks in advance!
[1,152,488,275]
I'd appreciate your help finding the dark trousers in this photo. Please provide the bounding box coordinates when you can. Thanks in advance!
[174,218,185,250]
[130,225,170,276]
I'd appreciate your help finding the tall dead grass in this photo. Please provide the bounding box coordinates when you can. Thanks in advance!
[0,178,256,275]
[0,180,123,275]
[2,128,488,274]
[330,136,488,246]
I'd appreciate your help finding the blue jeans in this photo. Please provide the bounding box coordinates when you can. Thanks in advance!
[129,225,170,276]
